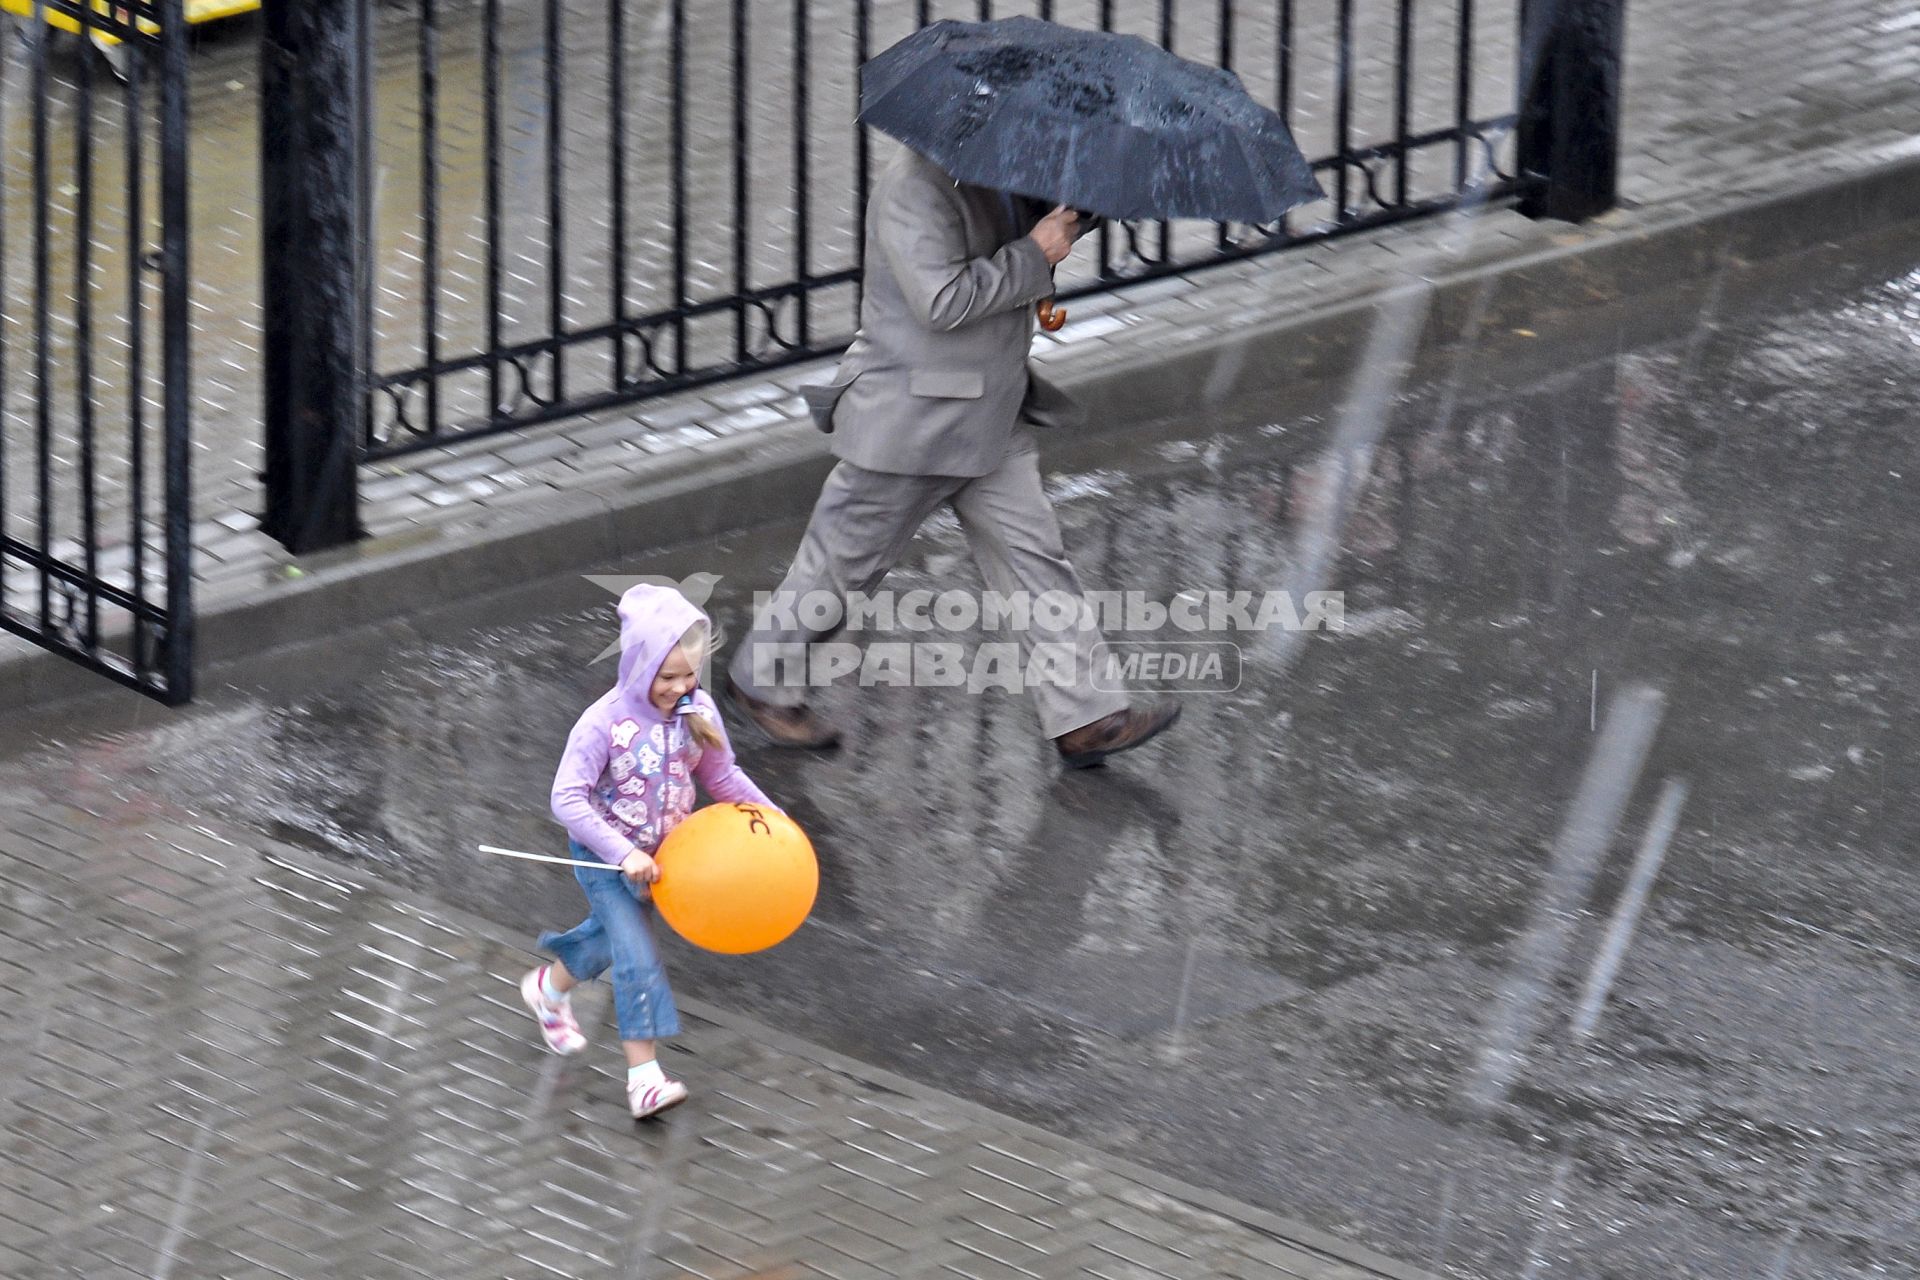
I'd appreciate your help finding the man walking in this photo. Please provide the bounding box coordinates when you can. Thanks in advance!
[724,145,1178,769]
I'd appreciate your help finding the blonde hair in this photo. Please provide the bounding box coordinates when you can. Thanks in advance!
[673,624,725,750]
[685,707,724,750]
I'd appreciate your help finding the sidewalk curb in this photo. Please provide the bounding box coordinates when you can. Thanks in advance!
[5,152,1917,713]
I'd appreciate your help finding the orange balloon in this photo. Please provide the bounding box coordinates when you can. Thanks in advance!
[651,803,818,954]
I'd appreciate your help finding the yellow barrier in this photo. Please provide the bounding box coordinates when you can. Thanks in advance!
[1,0,259,42]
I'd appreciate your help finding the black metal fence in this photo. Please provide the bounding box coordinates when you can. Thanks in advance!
[0,0,1620,702]
[0,2,194,704]
[0,0,1617,701]
[354,0,1557,462]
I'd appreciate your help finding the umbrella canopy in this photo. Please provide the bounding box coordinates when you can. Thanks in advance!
[859,16,1324,225]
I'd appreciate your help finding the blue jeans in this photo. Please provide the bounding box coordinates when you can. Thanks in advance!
[538,841,680,1042]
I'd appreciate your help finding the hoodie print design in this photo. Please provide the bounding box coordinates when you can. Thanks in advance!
[549,584,774,864]
[596,717,700,847]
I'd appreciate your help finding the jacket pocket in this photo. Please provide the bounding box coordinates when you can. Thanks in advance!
[908,370,986,400]
[801,373,859,433]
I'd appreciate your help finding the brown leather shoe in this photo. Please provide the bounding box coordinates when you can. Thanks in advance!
[1053,702,1182,770]
[723,674,842,749]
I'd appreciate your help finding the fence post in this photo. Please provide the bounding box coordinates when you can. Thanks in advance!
[260,0,367,553]
[1516,0,1626,222]
[160,1,196,700]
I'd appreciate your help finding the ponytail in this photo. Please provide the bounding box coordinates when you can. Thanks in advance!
[684,708,724,750]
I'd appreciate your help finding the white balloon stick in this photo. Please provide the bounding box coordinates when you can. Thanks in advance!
[477,844,623,870]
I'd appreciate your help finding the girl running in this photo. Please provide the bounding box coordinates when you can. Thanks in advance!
[521,585,776,1118]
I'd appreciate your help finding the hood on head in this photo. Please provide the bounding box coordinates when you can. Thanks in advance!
[615,584,709,712]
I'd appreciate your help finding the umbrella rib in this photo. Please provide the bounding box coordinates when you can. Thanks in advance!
[1225,129,1285,224]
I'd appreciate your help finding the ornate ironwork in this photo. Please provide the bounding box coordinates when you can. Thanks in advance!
[359,0,1552,462]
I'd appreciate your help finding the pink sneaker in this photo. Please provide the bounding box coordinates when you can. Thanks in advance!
[520,966,586,1055]
[628,1075,689,1120]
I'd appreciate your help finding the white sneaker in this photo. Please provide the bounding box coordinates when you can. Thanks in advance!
[520,966,586,1055]
[628,1075,689,1120]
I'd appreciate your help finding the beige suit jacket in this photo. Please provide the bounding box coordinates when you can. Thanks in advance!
[802,149,1086,477]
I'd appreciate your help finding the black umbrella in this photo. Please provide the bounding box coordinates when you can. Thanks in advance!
[858,16,1324,226]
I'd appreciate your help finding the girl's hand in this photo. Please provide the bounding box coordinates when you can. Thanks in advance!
[620,849,659,884]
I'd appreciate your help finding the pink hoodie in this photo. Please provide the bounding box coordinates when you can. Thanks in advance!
[550,585,773,864]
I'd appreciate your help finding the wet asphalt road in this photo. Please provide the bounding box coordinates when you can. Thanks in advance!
[6,223,1920,1280]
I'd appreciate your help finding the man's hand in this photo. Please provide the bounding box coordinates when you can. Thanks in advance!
[620,849,660,884]
[1028,205,1081,266]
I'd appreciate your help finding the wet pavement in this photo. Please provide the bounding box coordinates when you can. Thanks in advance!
[6,221,1920,1279]
[0,796,1402,1280]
